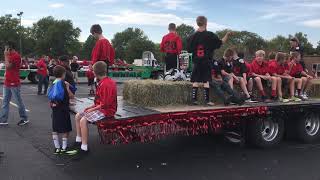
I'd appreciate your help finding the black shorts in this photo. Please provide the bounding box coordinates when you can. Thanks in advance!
[88,78,94,86]
[191,61,212,83]
[165,53,178,70]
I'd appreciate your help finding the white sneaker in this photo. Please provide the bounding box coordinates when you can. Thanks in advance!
[303,93,309,100]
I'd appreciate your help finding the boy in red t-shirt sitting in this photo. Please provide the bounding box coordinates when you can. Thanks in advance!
[251,50,277,101]
[269,52,300,102]
[288,52,313,100]
[67,61,117,157]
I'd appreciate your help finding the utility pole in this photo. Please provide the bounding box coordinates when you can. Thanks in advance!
[17,11,23,56]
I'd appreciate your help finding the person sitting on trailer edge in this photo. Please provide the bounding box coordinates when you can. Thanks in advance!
[288,52,313,100]
[210,59,244,106]
[268,52,295,103]
[67,61,117,158]
[251,50,278,102]
[187,16,232,106]
[160,23,183,71]
[219,49,252,102]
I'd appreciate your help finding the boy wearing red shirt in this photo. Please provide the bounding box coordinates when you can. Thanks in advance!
[91,24,115,67]
[288,52,313,100]
[0,42,28,126]
[68,61,117,157]
[160,23,183,70]
[37,55,49,95]
[251,50,277,101]
[269,52,300,102]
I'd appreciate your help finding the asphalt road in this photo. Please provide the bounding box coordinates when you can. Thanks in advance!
[1,83,320,180]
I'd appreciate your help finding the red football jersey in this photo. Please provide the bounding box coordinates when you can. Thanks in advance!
[94,77,117,117]
[251,59,269,75]
[160,32,182,54]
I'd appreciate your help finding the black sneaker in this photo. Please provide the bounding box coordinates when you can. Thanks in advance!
[53,148,61,155]
[70,142,81,149]
[17,120,29,126]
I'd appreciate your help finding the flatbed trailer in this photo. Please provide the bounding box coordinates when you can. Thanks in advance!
[71,97,320,148]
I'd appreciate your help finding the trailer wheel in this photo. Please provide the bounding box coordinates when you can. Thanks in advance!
[296,113,320,143]
[247,117,284,148]
[27,72,38,84]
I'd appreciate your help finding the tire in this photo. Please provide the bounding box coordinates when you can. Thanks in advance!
[27,72,38,84]
[296,113,320,143]
[247,117,284,148]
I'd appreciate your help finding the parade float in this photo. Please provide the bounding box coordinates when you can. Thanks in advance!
[70,52,320,149]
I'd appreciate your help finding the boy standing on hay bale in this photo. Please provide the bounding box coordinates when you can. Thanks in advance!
[67,61,117,158]
[160,23,183,71]
[187,16,232,106]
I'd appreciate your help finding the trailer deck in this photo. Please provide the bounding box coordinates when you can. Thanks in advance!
[70,97,320,148]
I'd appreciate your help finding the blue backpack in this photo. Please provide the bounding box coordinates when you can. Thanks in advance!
[47,79,65,101]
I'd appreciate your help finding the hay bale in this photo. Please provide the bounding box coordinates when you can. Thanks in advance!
[123,79,320,107]
[123,80,225,107]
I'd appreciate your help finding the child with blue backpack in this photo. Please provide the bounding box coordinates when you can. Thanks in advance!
[48,65,74,154]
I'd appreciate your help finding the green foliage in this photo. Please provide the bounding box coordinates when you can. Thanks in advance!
[80,35,96,60]
[125,38,156,63]
[316,41,320,55]
[31,16,81,57]
[215,30,267,59]
[176,24,195,50]
[267,35,290,53]
[112,28,147,60]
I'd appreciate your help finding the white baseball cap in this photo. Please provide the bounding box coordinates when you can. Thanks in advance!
[73,56,79,60]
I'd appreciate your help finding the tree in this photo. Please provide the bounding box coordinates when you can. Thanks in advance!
[0,15,36,59]
[176,24,195,50]
[31,16,81,57]
[316,41,320,55]
[267,35,290,53]
[80,35,96,60]
[215,30,267,59]
[125,38,156,63]
[112,28,147,60]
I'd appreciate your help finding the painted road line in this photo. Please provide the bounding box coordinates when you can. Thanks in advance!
[0,97,30,112]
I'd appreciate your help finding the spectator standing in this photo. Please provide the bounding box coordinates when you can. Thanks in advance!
[37,56,49,95]
[0,42,28,126]
[70,56,80,83]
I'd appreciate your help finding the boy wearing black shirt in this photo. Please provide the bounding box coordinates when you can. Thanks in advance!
[220,49,251,101]
[187,16,232,105]
[210,59,244,105]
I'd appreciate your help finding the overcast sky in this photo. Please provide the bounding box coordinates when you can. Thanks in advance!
[1,0,320,47]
